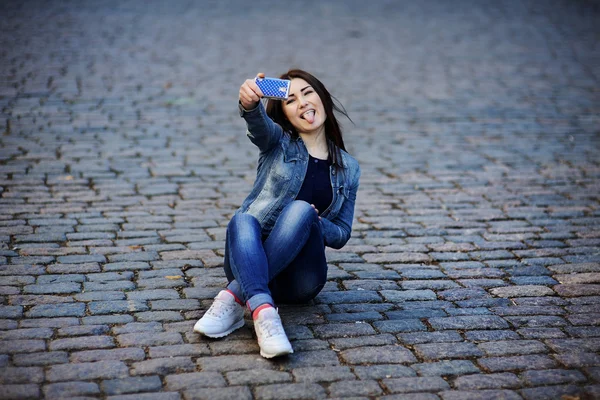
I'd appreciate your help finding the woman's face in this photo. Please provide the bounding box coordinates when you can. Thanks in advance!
[282,78,326,134]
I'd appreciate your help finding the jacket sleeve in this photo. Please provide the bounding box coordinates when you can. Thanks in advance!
[241,101,283,152]
[320,165,361,249]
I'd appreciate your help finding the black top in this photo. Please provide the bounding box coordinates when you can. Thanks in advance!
[295,155,333,215]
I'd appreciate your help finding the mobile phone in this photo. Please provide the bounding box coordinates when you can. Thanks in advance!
[255,77,291,100]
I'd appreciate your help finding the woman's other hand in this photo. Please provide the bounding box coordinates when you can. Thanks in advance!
[239,72,265,110]
[310,204,321,220]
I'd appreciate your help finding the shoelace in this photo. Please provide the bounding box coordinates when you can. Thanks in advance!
[258,316,284,338]
[206,298,234,318]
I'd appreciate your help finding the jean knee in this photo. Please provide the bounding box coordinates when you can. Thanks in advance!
[282,200,318,224]
[227,213,262,246]
[228,213,260,232]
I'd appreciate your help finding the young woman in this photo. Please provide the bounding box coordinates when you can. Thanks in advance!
[194,69,360,358]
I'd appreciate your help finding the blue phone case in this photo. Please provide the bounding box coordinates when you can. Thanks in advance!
[255,77,291,100]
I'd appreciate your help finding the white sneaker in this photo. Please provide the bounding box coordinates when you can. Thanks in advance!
[254,306,293,358]
[194,290,245,338]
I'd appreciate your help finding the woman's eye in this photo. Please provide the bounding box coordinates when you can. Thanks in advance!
[304,90,313,95]
[286,99,295,105]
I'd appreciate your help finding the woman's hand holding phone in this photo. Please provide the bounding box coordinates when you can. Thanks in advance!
[239,72,265,111]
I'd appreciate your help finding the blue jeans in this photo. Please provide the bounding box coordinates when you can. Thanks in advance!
[223,200,327,312]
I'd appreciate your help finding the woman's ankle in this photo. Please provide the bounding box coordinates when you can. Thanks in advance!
[224,289,243,305]
[252,303,274,320]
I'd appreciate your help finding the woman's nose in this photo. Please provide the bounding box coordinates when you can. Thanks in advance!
[298,95,308,107]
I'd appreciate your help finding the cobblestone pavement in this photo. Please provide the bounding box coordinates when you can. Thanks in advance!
[1,0,599,399]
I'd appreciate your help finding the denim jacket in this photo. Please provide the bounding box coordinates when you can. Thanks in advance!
[237,102,361,249]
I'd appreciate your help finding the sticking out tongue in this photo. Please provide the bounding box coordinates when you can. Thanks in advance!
[303,110,315,124]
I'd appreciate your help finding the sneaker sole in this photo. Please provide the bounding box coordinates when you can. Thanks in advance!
[194,318,245,338]
[260,347,294,359]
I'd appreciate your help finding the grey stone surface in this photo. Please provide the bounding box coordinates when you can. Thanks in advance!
[0,0,598,398]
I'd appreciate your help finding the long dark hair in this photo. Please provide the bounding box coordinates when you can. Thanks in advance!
[266,69,352,168]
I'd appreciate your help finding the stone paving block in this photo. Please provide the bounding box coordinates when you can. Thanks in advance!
[566,326,600,338]
[445,307,491,316]
[479,355,557,372]
[383,376,450,393]
[428,315,509,330]
[554,352,600,368]
[521,369,587,386]
[196,354,277,372]
[49,335,115,351]
[553,284,600,297]
[0,367,44,384]
[75,291,127,301]
[489,285,555,297]
[567,312,600,326]
[13,351,69,366]
[81,313,134,325]
[453,373,520,390]
[148,344,210,358]
[340,345,416,364]
[517,327,566,339]
[164,372,226,390]
[519,384,586,400]
[101,376,163,395]
[289,339,329,352]
[379,393,439,400]
[131,357,196,376]
[439,389,522,400]
[292,366,355,382]
[0,384,40,400]
[70,347,145,363]
[183,386,252,400]
[328,334,397,350]
[43,381,100,398]
[117,332,183,347]
[107,392,182,400]
[20,317,80,329]
[399,331,462,345]
[312,322,375,338]
[103,261,151,271]
[84,281,138,292]
[225,369,291,386]
[58,325,110,337]
[477,340,547,356]
[545,338,600,353]
[411,360,481,376]
[326,311,384,323]
[208,339,260,355]
[25,303,86,318]
[47,263,101,273]
[88,300,148,314]
[23,282,81,295]
[490,305,564,316]
[277,350,341,369]
[352,364,416,380]
[374,319,428,333]
[46,360,129,382]
[504,315,568,328]
[0,339,46,354]
[0,328,53,340]
[437,288,489,301]
[328,379,383,397]
[380,289,437,302]
[254,383,326,400]
[386,308,447,319]
[126,289,181,300]
[415,342,484,360]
